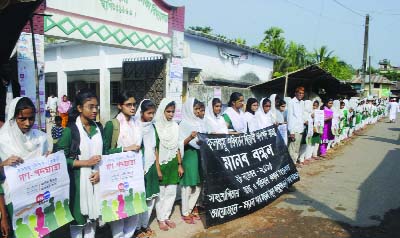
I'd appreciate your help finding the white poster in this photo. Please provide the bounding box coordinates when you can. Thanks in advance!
[278,124,288,145]
[168,57,183,120]
[4,152,73,238]
[98,152,147,223]
[313,110,325,134]
[17,32,46,130]
[213,87,222,99]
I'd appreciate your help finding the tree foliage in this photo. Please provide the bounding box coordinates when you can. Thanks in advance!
[256,27,355,80]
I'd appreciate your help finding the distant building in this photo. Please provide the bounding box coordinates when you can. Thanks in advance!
[349,75,394,98]
[378,59,400,74]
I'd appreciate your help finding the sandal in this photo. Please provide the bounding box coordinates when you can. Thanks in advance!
[190,213,201,220]
[158,221,169,231]
[165,219,176,228]
[142,227,156,237]
[182,215,195,224]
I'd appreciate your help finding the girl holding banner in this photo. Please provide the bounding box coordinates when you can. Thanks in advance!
[134,99,159,238]
[154,99,184,231]
[56,89,118,238]
[179,98,204,224]
[243,98,259,133]
[0,97,49,238]
[103,91,143,238]
[223,92,246,133]
[205,98,228,134]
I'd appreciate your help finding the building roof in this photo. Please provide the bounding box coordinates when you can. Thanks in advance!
[350,75,394,85]
[250,65,356,98]
[185,29,281,61]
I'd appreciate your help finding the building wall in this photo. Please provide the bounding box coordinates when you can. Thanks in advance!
[187,84,253,105]
[183,35,274,85]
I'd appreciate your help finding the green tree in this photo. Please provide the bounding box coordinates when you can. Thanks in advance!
[313,45,334,63]
[234,38,247,45]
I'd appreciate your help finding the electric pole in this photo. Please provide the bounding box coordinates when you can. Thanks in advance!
[368,55,372,96]
[361,14,369,97]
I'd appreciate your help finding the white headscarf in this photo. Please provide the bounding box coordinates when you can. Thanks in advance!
[116,112,142,148]
[303,100,314,138]
[135,99,157,174]
[269,94,278,124]
[243,111,258,133]
[0,97,48,161]
[0,97,49,204]
[155,98,182,165]
[179,98,204,150]
[223,106,246,133]
[255,98,273,130]
[205,99,228,134]
[76,116,103,220]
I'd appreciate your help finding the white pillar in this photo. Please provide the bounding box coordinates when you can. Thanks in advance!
[99,67,110,124]
[57,71,68,99]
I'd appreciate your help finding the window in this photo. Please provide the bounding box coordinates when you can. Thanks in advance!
[374,83,380,89]
[110,81,121,104]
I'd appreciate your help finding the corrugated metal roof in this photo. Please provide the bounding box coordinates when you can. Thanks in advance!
[350,75,394,84]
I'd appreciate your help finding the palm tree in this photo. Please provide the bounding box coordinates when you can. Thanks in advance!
[313,45,333,63]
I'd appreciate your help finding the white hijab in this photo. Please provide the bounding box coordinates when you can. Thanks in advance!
[223,106,246,133]
[269,94,278,124]
[204,99,228,134]
[256,98,273,130]
[0,97,49,204]
[135,99,156,174]
[303,100,314,138]
[179,98,204,150]
[0,97,48,161]
[155,98,182,165]
[76,116,103,220]
[243,111,258,133]
[116,112,142,148]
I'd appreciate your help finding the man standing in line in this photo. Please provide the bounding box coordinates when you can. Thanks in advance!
[287,86,305,167]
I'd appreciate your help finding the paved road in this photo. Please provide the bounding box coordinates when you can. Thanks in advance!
[144,116,400,238]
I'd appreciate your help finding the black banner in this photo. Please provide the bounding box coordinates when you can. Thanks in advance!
[198,125,300,227]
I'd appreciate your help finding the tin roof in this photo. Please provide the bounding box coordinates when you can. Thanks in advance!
[350,75,394,85]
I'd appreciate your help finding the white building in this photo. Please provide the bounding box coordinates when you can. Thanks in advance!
[44,30,278,123]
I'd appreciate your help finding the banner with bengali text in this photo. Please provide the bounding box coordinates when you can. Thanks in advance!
[198,125,300,227]
[4,151,73,238]
[98,152,147,223]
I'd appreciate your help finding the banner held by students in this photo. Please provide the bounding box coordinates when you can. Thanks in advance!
[98,151,147,223]
[198,125,300,227]
[4,151,73,238]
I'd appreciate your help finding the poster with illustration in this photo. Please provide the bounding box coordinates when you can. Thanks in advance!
[314,110,325,134]
[4,151,73,238]
[98,152,147,223]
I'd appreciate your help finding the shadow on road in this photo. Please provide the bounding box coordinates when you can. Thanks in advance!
[285,147,400,238]
[359,135,400,145]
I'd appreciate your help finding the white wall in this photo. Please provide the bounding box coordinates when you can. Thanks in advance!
[183,35,274,84]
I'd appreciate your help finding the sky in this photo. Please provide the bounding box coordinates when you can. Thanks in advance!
[166,0,400,69]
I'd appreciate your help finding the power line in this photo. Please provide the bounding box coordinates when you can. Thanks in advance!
[283,0,363,27]
[331,0,364,17]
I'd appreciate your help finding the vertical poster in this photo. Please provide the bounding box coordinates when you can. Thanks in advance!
[168,57,183,120]
[98,152,147,223]
[4,151,73,238]
[16,32,46,129]
[314,110,325,134]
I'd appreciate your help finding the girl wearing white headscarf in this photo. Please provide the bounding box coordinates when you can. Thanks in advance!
[0,97,49,238]
[243,98,259,133]
[179,98,203,224]
[205,98,228,134]
[103,91,142,238]
[223,92,246,133]
[331,100,341,148]
[298,100,314,164]
[134,99,159,238]
[255,98,274,130]
[154,98,183,231]
[269,94,279,124]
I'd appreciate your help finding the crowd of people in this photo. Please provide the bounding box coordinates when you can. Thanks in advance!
[0,86,397,238]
